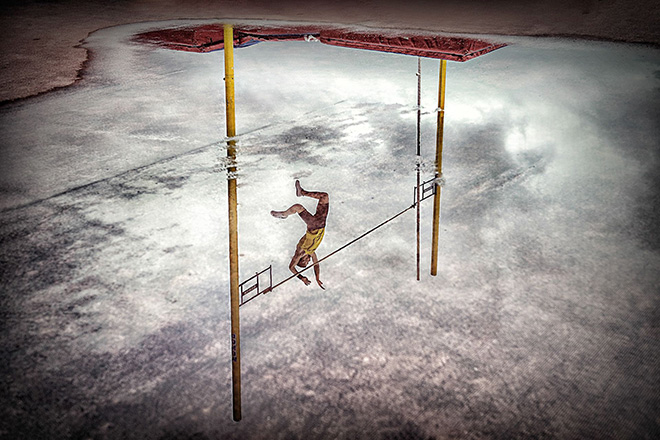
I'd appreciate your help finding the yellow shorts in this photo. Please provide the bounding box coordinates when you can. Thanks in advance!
[298,228,325,255]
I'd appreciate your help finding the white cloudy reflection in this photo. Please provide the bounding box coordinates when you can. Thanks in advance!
[1,20,659,439]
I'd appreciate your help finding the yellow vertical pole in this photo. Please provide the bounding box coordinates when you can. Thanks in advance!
[223,24,241,422]
[416,57,421,281]
[430,59,446,276]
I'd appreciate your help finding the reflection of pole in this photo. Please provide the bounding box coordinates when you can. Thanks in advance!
[224,24,241,422]
[416,57,421,281]
[431,59,447,276]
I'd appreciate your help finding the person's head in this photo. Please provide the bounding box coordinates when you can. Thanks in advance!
[297,254,311,268]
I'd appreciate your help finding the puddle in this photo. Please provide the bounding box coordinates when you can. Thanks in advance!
[1,19,659,439]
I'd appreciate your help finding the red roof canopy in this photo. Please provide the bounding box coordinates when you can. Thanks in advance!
[134,24,504,62]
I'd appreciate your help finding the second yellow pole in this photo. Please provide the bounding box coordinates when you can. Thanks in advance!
[430,59,446,276]
[416,57,421,281]
[224,24,241,422]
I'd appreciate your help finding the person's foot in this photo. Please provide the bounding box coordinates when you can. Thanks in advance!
[271,210,287,219]
[295,180,303,197]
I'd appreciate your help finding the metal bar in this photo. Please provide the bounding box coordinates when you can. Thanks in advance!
[414,177,436,206]
[431,59,447,276]
[238,266,273,306]
[258,265,272,277]
[416,58,421,158]
[416,57,421,281]
[239,272,258,292]
[263,265,272,291]
[267,204,415,293]
[240,291,261,306]
[422,180,434,200]
[224,23,241,423]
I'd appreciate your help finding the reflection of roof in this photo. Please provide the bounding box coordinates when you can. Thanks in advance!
[134,25,505,61]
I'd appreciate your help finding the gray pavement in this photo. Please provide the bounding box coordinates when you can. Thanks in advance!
[1,20,659,439]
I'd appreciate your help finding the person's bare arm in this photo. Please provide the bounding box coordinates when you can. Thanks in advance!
[311,252,324,289]
[289,248,311,285]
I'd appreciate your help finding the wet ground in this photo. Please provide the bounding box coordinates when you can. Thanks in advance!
[1,20,659,439]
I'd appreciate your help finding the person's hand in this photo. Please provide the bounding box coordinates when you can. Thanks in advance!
[316,278,325,290]
[299,275,311,285]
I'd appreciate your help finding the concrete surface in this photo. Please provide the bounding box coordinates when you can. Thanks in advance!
[1,15,659,439]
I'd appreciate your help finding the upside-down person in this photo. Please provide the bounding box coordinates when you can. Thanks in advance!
[271,180,329,289]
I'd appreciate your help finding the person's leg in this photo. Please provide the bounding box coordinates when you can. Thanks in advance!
[271,204,305,219]
[271,204,317,230]
[296,180,328,203]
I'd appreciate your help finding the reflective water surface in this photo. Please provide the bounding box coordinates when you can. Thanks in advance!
[0,19,659,439]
